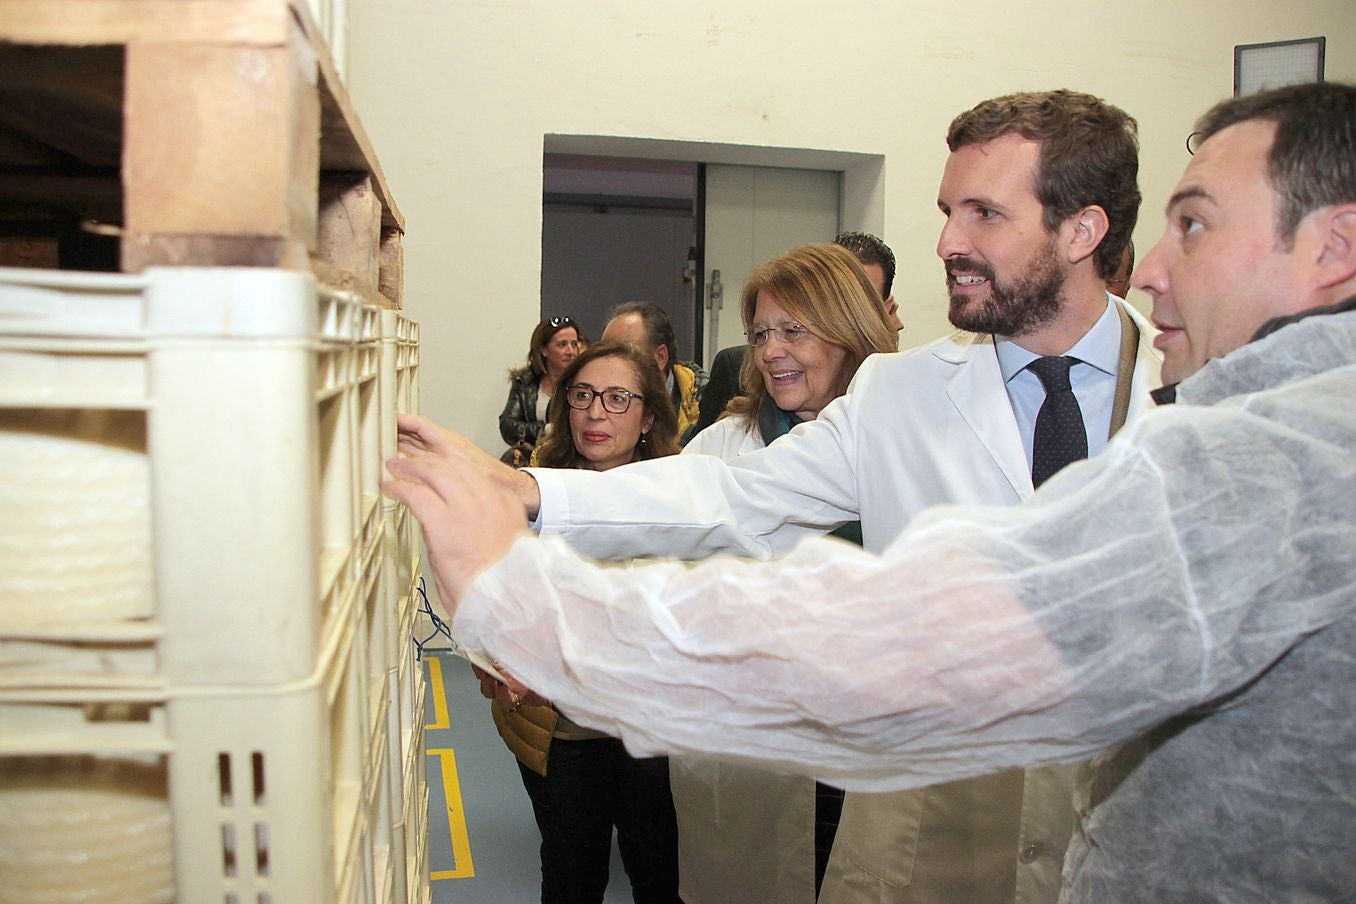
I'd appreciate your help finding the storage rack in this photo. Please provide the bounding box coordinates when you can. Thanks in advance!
[0,3,428,902]
[0,0,402,297]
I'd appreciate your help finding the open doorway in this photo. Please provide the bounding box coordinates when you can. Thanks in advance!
[540,154,700,356]
[541,138,882,370]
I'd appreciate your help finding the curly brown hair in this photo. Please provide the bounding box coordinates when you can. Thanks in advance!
[946,90,1140,280]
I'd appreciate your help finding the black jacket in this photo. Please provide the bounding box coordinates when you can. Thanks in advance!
[499,368,544,446]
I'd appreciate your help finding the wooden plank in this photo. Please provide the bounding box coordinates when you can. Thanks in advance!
[309,255,368,301]
[0,0,289,46]
[121,17,319,271]
[316,173,381,299]
[121,234,292,268]
[4,0,404,275]
[0,237,59,268]
[378,228,403,310]
[301,0,404,233]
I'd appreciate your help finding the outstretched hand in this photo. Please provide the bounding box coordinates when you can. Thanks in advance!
[471,663,550,712]
[396,414,544,517]
[383,449,530,616]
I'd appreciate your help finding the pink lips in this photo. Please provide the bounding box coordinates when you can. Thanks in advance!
[1151,324,1183,350]
[581,431,610,443]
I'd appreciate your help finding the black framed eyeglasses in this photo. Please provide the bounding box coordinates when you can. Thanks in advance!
[564,384,643,414]
[745,323,812,346]
[549,315,576,328]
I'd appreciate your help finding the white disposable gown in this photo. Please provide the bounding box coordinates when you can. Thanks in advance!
[451,304,1356,902]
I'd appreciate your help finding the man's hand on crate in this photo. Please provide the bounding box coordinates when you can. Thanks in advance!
[384,429,529,611]
[394,413,543,517]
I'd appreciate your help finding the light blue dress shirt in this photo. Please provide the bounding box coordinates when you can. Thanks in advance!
[995,296,1123,473]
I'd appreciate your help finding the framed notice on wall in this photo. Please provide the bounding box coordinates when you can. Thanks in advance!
[1235,37,1325,96]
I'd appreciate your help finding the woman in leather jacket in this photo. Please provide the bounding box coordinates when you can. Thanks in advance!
[499,315,582,452]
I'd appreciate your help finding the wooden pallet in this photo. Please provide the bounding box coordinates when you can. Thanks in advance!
[0,0,403,307]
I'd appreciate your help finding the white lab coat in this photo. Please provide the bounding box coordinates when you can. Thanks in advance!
[528,299,1161,904]
[532,299,1159,560]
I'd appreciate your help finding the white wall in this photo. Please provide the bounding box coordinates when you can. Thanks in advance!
[347,0,1355,453]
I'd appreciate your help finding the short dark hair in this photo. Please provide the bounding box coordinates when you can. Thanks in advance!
[1194,82,1356,248]
[947,90,1140,280]
[833,232,896,298]
[605,301,677,371]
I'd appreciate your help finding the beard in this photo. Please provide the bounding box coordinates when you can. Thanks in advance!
[946,240,1066,338]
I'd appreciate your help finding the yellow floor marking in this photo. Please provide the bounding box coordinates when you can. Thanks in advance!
[426,654,450,730]
[427,747,475,879]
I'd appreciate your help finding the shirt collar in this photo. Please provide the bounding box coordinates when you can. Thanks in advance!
[996,295,1121,384]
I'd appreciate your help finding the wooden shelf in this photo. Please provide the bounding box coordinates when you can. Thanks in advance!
[0,0,403,307]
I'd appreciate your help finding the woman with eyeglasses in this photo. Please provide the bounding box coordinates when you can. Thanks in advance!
[673,243,898,904]
[499,315,583,464]
[480,339,683,903]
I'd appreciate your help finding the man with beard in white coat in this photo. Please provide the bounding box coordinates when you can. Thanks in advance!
[492,89,1163,904]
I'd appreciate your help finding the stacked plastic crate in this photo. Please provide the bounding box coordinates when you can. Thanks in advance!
[378,309,431,904]
[0,266,427,904]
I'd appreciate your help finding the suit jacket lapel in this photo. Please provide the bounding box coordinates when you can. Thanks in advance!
[938,333,1032,499]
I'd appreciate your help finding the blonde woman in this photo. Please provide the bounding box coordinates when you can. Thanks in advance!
[675,243,897,904]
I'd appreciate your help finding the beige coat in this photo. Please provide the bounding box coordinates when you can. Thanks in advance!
[671,416,819,903]
[820,302,1160,904]
[820,765,1089,904]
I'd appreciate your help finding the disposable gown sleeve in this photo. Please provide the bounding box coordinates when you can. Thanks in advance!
[526,389,863,561]
[454,388,1356,792]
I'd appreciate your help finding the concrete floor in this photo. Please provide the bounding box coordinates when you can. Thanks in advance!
[422,650,631,903]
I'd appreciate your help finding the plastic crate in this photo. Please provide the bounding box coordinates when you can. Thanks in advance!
[393,573,428,900]
[0,264,425,902]
[0,578,379,902]
[403,740,430,904]
[379,308,420,465]
[338,698,390,904]
[0,266,401,689]
[0,550,415,902]
[388,812,409,904]
[395,577,430,774]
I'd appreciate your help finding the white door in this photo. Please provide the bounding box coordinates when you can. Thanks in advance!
[702,165,841,366]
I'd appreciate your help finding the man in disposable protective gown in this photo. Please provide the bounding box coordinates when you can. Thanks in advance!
[388,82,1356,901]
